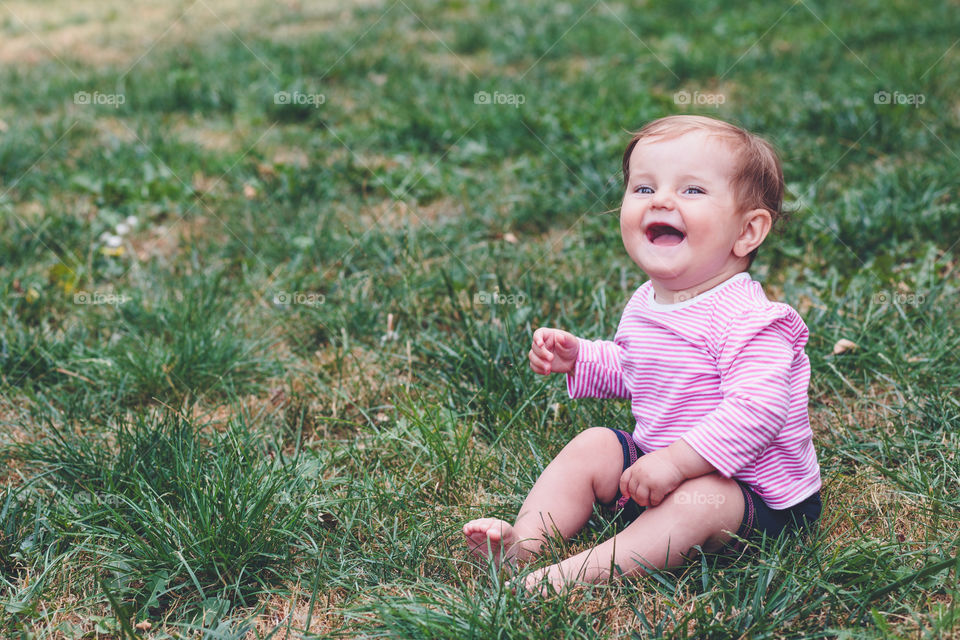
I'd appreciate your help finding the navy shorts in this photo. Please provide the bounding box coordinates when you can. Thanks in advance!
[604,428,822,552]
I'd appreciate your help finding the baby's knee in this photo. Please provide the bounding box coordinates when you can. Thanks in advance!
[663,475,744,550]
[565,427,620,455]
[668,474,742,516]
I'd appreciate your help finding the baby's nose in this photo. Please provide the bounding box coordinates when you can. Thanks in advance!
[651,191,676,210]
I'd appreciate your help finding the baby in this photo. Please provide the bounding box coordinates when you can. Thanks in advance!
[463,115,822,592]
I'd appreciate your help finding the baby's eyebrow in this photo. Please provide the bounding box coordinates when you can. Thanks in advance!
[673,173,715,183]
[628,171,715,184]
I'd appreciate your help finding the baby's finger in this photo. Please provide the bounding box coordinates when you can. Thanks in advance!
[530,340,552,359]
[532,327,549,348]
[649,488,664,508]
[633,486,650,508]
[528,351,551,374]
[619,469,631,501]
[626,474,648,507]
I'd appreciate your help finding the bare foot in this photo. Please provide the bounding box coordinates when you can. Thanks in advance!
[513,550,613,595]
[463,518,518,566]
[519,563,570,595]
[502,564,569,597]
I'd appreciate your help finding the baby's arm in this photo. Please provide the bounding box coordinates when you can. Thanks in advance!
[530,327,632,398]
[681,316,801,478]
[619,440,715,507]
[621,311,806,506]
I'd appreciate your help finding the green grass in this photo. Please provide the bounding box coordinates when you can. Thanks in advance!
[1,0,958,637]
[5,415,320,635]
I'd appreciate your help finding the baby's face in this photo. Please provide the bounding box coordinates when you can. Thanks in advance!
[620,130,751,302]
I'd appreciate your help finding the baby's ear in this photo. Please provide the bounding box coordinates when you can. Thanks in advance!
[733,208,772,258]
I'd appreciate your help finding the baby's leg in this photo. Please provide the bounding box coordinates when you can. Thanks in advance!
[464,427,623,565]
[523,473,745,591]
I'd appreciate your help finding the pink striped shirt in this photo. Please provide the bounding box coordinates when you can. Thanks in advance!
[566,272,821,509]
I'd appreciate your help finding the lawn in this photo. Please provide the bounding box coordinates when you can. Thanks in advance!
[1,0,958,637]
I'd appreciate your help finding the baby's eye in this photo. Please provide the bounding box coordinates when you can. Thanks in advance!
[634,185,654,194]
[683,186,705,194]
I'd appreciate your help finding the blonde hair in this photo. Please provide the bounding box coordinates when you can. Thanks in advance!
[621,115,787,264]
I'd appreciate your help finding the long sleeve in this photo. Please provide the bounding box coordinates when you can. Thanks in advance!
[566,337,632,399]
[681,310,807,477]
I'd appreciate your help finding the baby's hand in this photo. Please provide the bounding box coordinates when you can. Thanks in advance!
[529,328,579,375]
[619,449,686,508]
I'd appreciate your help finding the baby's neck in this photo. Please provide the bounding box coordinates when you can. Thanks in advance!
[651,271,748,305]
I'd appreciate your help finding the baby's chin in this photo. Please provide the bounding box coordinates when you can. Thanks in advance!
[626,251,689,282]
[636,262,714,291]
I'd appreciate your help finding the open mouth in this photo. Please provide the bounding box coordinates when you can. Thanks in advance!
[646,222,686,246]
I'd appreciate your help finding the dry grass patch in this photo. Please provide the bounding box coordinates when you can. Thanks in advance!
[821,464,957,556]
[0,398,35,487]
[0,0,386,69]
[245,586,349,638]
[307,342,408,433]
[171,119,241,154]
[128,213,210,263]
[354,196,463,231]
[90,115,141,146]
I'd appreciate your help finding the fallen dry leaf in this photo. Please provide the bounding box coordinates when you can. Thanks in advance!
[832,338,858,355]
[257,163,277,178]
[192,171,216,194]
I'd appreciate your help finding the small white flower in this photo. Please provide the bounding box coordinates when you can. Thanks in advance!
[379,312,399,344]
[115,222,131,235]
[125,215,138,227]
[104,234,123,248]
